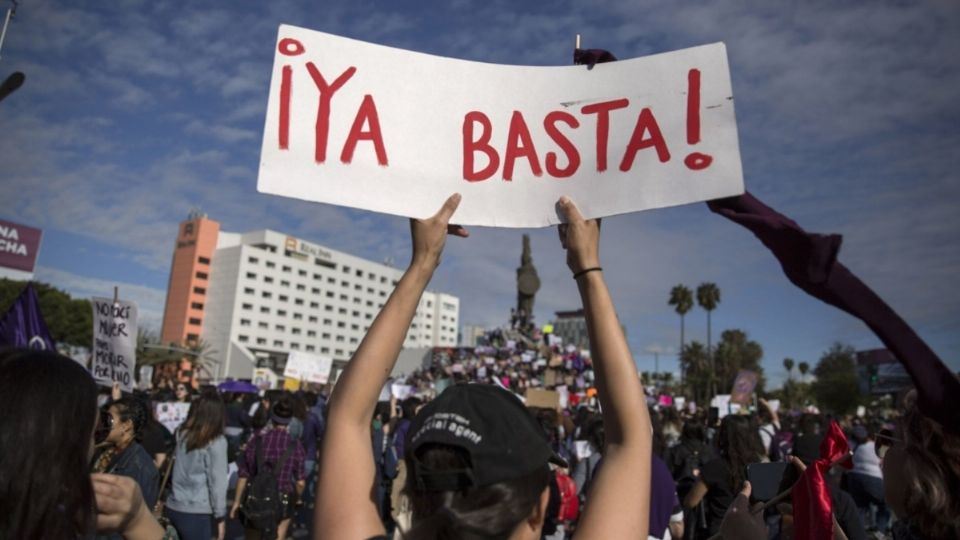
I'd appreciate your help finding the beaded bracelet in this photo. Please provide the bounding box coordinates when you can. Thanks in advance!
[572,267,602,280]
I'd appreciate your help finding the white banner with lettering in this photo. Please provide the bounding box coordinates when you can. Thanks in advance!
[258,25,744,227]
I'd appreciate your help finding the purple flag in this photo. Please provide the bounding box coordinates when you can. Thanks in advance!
[0,283,56,351]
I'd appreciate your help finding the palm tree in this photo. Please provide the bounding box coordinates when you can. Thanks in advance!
[783,357,795,381]
[798,361,810,383]
[668,285,694,383]
[696,283,721,397]
[680,341,710,404]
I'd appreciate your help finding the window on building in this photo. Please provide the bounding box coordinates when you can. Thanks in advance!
[257,337,267,345]
[293,313,303,320]
[326,291,334,298]
[290,343,300,350]
[266,261,275,268]
[244,287,255,294]
[336,322,345,328]
[307,330,316,337]
[350,337,358,343]
[310,301,319,309]
[351,311,359,317]
[313,273,322,281]
[198,256,211,265]
[278,295,288,302]
[336,349,344,356]
[294,299,304,306]
[324,306,333,312]
[262,291,272,299]
[239,335,249,342]
[193,287,206,295]
[342,266,351,274]
[195,271,208,280]
[186,333,199,343]
[264,276,274,283]
[339,294,348,301]
[298,270,307,277]
[240,319,251,326]
[366,300,373,307]
[367,287,374,294]
[326,277,335,284]
[282,265,291,273]
[258,322,268,329]
[306,345,315,352]
[322,332,331,339]
[350,324,359,331]
[242,303,253,310]
[336,336,344,342]
[353,297,361,304]
[277,310,287,316]
[323,319,331,325]
[315,259,336,270]
[191,302,204,310]
[308,316,318,323]
[311,287,320,294]
[276,324,286,332]
[273,340,283,347]
[355,269,362,277]
[380,277,387,283]
[246,272,257,279]
[248,257,259,264]
[379,291,386,297]
[427,301,433,308]
[292,328,301,335]
[365,313,372,320]
[338,308,347,314]
[260,307,270,314]
[296,284,305,291]
[281,280,290,287]
[189,318,201,325]
[321,347,330,353]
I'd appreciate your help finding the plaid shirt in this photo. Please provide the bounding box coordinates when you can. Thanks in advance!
[238,427,306,494]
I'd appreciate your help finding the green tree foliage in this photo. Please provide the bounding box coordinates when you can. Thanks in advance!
[811,343,862,414]
[0,278,92,347]
[797,361,810,381]
[713,329,765,394]
[696,282,721,395]
[783,357,795,379]
[680,341,711,404]
[669,284,694,383]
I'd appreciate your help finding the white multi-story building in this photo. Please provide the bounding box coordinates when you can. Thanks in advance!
[160,215,459,381]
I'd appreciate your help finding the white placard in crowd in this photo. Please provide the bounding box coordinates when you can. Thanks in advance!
[138,366,153,390]
[258,26,743,227]
[711,394,731,419]
[575,440,594,460]
[284,351,334,384]
[155,402,191,434]
[391,383,416,400]
[767,399,781,413]
[253,368,278,390]
[674,396,686,411]
[90,297,138,392]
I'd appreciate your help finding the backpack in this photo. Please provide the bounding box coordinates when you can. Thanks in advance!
[241,436,296,532]
[770,430,794,462]
[555,470,580,522]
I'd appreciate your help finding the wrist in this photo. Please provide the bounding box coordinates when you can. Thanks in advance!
[124,504,164,539]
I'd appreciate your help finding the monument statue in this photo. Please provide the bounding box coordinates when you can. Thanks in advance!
[516,234,541,319]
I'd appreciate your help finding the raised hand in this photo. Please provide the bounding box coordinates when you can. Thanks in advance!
[556,196,600,274]
[410,193,468,270]
[92,473,164,539]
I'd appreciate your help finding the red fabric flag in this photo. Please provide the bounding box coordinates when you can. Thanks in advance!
[791,422,851,540]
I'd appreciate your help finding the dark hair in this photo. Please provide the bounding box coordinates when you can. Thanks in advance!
[403,444,551,540]
[111,396,148,437]
[272,393,294,420]
[681,420,707,445]
[181,392,226,451]
[716,415,765,492]
[0,349,98,538]
[585,416,605,452]
[401,397,423,420]
[799,413,822,436]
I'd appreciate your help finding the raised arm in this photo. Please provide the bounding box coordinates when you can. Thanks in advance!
[315,194,467,539]
[557,197,652,539]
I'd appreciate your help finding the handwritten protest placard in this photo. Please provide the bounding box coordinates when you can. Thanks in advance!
[155,402,191,434]
[258,25,743,227]
[730,369,759,405]
[91,297,137,392]
[284,351,334,384]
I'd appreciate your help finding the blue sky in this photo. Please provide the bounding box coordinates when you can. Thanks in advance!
[1,0,958,387]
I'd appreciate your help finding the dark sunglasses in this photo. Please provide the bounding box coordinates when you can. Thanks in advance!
[94,409,114,445]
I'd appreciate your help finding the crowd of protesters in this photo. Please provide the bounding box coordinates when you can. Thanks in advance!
[0,195,958,540]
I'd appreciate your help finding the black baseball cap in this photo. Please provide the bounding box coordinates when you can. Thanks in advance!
[406,383,567,492]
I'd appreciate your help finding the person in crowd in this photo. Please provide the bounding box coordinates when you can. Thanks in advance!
[572,414,604,502]
[164,392,228,540]
[224,391,252,462]
[294,391,326,534]
[175,383,193,403]
[847,423,889,533]
[0,349,168,539]
[882,391,960,540]
[315,195,653,539]
[232,394,306,540]
[92,396,161,509]
[683,414,766,539]
[135,394,175,470]
[756,398,780,459]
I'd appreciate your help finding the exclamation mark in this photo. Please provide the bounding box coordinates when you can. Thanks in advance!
[277,37,306,150]
[684,68,713,171]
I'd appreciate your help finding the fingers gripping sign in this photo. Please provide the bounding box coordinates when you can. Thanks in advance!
[556,196,601,275]
[410,193,469,269]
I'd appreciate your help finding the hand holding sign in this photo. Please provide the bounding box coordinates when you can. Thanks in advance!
[410,193,468,270]
[557,196,601,275]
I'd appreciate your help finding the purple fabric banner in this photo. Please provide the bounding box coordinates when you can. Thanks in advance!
[0,283,56,351]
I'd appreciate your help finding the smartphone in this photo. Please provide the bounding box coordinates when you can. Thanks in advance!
[746,462,789,502]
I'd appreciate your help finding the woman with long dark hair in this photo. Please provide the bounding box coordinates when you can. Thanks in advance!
[683,414,766,538]
[164,392,229,540]
[0,349,167,539]
[91,396,160,509]
[315,195,653,539]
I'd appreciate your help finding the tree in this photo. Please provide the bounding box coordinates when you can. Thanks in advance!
[798,361,810,382]
[668,285,694,383]
[696,282,721,396]
[713,329,765,394]
[679,341,710,405]
[783,358,795,380]
[811,343,862,415]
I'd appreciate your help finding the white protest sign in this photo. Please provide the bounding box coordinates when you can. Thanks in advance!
[391,383,416,401]
[155,402,191,434]
[258,25,743,227]
[284,351,334,384]
[91,297,137,392]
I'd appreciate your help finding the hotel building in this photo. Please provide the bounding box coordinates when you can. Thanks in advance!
[160,212,460,381]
